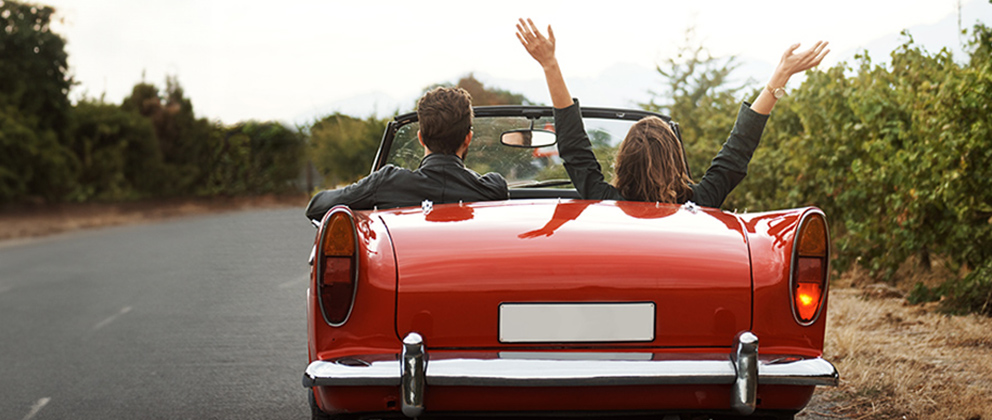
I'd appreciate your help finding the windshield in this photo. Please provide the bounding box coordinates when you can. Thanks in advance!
[387,115,638,187]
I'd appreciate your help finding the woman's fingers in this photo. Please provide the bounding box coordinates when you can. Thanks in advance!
[527,18,540,36]
[800,42,829,70]
[517,19,536,43]
[782,42,800,61]
[516,20,529,39]
[780,41,830,74]
[517,18,551,44]
[517,18,554,50]
[814,47,831,66]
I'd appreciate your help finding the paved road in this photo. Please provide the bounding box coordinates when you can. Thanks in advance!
[1,208,315,420]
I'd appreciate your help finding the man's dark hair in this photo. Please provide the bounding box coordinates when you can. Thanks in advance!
[417,87,473,155]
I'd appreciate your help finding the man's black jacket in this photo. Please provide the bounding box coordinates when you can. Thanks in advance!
[305,153,508,221]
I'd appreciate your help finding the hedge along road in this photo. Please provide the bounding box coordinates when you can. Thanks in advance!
[0,208,315,419]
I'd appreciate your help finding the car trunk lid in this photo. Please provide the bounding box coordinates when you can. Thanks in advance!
[379,200,752,349]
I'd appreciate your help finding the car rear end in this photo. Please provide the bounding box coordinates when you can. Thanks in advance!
[305,200,836,419]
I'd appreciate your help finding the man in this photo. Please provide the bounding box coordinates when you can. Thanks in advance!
[305,87,509,221]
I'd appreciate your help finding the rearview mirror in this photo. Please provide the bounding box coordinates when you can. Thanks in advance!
[500,130,557,148]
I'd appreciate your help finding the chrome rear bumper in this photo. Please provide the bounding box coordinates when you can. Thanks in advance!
[303,331,838,417]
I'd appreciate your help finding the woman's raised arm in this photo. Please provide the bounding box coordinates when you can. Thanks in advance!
[516,18,573,109]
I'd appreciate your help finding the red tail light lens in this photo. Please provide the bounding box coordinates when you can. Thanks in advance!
[791,212,829,325]
[318,209,358,326]
[794,258,824,321]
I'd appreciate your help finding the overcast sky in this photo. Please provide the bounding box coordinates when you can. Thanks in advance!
[45,0,991,124]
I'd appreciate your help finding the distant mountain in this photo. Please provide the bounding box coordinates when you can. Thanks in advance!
[839,0,991,65]
[296,1,990,125]
[485,63,662,109]
[293,91,411,125]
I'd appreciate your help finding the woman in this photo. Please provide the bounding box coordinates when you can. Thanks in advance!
[515,18,829,208]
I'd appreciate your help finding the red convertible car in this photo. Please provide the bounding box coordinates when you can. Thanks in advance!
[304,106,838,419]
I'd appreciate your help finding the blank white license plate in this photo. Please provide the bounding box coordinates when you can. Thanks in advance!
[499,302,655,343]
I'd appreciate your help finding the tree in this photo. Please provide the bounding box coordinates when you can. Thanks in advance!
[69,98,161,200]
[424,73,531,106]
[217,121,305,194]
[0,103,75,201]
[121,76,224,195]
[0,0,77,201]
[0,1,71,134]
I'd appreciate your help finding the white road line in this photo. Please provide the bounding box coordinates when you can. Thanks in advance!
[93,306,132,331]
[278,275,308,289]
[22,397,51,420]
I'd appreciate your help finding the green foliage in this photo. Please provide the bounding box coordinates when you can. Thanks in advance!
[768,29,990,280]
[121,77,222,195]
[0,0,76,202]
[0,101,76,201]
[908,260,992,316]
[309,114,387,186]
[645,24,992,315]
[753,25,991,315]
[0,1,71,133]
[907,281,942,305]
[214,121,306,194]
[61,78,308,201]
[116,77,307,197]
[69,99,161,200]
[969,21,992,67]
[0,2,308,202]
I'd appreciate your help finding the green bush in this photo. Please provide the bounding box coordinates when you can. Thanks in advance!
[908,260,992,316]
[729,26,992,286]
[69,99,162,200]
[211,121,305,194]
[309,114,387,186]
[653,24,992,316]
[0,102,77,202]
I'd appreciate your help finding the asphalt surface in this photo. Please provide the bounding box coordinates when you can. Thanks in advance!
[1,208,315,420]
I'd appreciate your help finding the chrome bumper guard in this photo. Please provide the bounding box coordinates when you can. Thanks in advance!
[303,331,838,417]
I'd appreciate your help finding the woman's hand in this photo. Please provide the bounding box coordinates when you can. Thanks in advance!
[516,18,557,69]
[767,41,830,88]
[752,41,830,115]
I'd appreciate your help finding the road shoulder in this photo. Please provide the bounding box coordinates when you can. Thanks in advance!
[0,194,308,244]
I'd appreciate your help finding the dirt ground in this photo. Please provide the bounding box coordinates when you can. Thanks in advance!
[2,197,989,419]
[816,288,992,419]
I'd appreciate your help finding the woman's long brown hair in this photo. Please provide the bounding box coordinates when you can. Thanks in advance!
[612,116,693,203]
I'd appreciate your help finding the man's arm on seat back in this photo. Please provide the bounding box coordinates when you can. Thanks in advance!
[305,170,384,220]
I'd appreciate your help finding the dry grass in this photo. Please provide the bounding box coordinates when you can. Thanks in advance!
[821,285,992,419]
